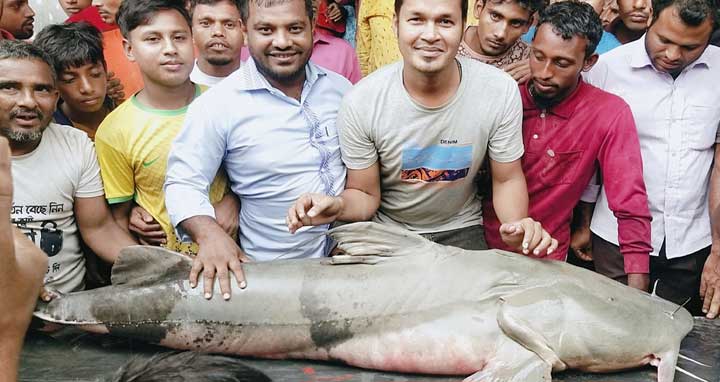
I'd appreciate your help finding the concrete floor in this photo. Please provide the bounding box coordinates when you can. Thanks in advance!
[19,318,719,382]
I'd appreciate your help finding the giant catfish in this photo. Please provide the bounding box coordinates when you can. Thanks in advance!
[34,222,694,382]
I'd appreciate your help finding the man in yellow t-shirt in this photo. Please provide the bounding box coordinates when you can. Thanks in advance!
[95,0,235,255]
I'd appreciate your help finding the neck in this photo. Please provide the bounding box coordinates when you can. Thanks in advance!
[135,80,196,110]
[529,78,580,110]
[267,72,306,101]
[60,102,108,132]
[614,23,644,44]
[8,136,42,156]
[402,60,461,108]
[197,57,241,79]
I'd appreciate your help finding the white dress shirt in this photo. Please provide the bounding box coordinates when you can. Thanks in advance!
[584,36,720,259]
[165,59,351,262]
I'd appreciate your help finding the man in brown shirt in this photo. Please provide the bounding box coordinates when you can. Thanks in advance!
[457,0,543,83]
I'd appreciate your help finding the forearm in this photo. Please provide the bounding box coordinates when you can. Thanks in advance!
[81,221,137,263]
[571,201,595,230]
[180,215,227,245]
[336,188,380,222]
[491,176,528,223]
[710,154,720,250]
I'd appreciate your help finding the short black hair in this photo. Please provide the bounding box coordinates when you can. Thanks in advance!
[395,0,469,21]
[33,23,106,76]
[651,0,719,30]
[111,352,272,382]
[117,0,192,38]
[0,40,56,83]
[535,1,603,57]
[484,0,545,18]
[189,0,242,18]
[239,0,314,24]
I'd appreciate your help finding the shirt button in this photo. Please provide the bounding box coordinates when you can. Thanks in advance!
[547,149,555,157]
[540,113,546,118]
[532,134,539,139]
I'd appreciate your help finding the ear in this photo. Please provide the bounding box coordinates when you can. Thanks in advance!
[582,53,599,72]
[392,14,398,37]
[122,38,135,63]
[474,0,484,19]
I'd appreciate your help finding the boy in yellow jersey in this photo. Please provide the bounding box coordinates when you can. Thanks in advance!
[95,0,236,255]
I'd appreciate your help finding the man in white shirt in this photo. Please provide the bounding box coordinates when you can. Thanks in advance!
[165,0,351,300]
[579,0,720,317]
[189,0,243,86]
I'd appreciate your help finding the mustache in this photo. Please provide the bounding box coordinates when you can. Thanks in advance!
[10,108,44,121]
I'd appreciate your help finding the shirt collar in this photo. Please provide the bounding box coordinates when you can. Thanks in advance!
[314,30,332,45]
[521,78,588,119]
[236,57,327,93]
[0,29,15,40]
[631,34,713,71]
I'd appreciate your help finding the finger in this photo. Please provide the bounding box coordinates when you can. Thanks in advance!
[573,247,592,261]
[229,258,247,289]
[498,223,518,235]
[203,266,216,299]
[528,222,543,255]
[294,195,311,220]
[189,259,203,288]
[504,61,522,71]
[533,230,552,256]
[702,283,713,314]
[307,196,334,218]
[520,220,534,254]
[216,266,232,300]
[700,274,708,297]
[707,289,720,319]
[548,238,559,255]
[287,205,302,233]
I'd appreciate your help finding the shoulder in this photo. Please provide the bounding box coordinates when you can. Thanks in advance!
[458,56,517,94]
[581,81,630,111]
[313,62,353,94]
[343,61,400,103]
[702,44,720,66]
[96,98,136,140]
[44,123,94,152]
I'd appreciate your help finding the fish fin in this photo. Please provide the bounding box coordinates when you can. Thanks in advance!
[657,347,681,382]
[111,245,193,286]
[327,222,437,260]
[497,289,567,371]
[464,340,552,382]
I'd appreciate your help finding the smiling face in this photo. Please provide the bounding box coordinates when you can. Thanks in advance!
[192,1,243,68]
[473,0,532,56]
[242,0,313,87]
[644,5,713,77]
[58,0,93,16]
[124,8,195,89]
[395,0,465,76]
[0,58,58,145]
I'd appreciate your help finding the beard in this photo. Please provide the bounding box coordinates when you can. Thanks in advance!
[1,125,45,143]
[205,55,234,66]
[251,50,310,85]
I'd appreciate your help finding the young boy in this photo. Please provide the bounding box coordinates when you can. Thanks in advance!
[34,22,114,140]
[94,0,236,254]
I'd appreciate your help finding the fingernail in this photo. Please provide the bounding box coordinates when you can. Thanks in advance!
[308,211,316,218]
[240,281,247,289]
[523,249,528,254]
[190,283,196,288]
[548,249,554,254]
[533,249,539,255]
[204,293,211,299]
[522,242,529,249]
[223,293,230,300]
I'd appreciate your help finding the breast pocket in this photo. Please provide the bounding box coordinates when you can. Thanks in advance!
[684,104,720,150]
[526,149,583,187]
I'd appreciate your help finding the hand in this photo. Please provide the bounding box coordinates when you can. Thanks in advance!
[190,226,249,300]
[627,273,649,292]
[700,249,720,318]
[212,193,240,239]
[286,193,343,234]
[129,205,166,245]
[504,59,531,84]
[570,226,593,261]
[106,71,125,105]
[326,2,345,23]
[499,217,559,256]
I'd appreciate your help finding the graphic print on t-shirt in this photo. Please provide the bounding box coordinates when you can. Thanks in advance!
[400,144,472,182]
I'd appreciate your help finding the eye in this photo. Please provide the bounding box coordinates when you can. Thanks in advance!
[145,36,160,42]
[510,20,525,28]
[489,12,501,21]
[224,21,237,29]
[199,20,210,27]
[0,84,17,94]
[439,18,454,26]
[257,26,271,34]
[555,60,570,68]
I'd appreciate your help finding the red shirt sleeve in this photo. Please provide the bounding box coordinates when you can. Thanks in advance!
[597,103,652,273]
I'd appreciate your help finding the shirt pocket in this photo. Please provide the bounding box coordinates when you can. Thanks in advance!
[527,149,584,187]
[684,104,720,150]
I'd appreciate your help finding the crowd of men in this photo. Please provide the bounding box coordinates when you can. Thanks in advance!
[0,0,719,378]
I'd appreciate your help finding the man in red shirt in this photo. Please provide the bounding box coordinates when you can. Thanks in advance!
[482,1,652,290]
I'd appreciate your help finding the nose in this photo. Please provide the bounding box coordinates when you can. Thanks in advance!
[17,88,39,110]
[78,76,94,95]
[162,36,179,55]
[211,21,225,37]
[26,4,35,17]
[665,45,681,62]
[273,29,292,49]
[632,0,648,10]
[536,61,554,80]
[491,22,508,41]
[419,21,440,43]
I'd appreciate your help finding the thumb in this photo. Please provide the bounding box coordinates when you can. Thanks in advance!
[500,223,522,235]
[307,197,333,218]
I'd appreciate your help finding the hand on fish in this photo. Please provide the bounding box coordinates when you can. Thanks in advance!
[499,217,558,256]
[191,225,250,300]
[286,193,343,234]
[700,248,720,319]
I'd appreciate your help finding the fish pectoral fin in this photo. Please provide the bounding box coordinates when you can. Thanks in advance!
[328,222,437,259]
[111,245,193,286]
[497,289,567,371]
[330,254,385,265]
[464,345,551,382]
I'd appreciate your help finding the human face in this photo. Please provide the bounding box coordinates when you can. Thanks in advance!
[474,0,532,56]
[92,0,121,25]
[58,0,92,16]
[645,5,713,77]
[0,59,58,145]
[124,9,194,89]
[529,23,597,105]
[617,0,651,32]
[192,1,243,67]
[58,62,107,114]
[0,0,34,40]
[243,0,313,86]
[395,0,464,76]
